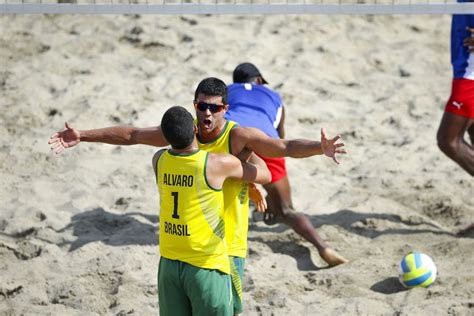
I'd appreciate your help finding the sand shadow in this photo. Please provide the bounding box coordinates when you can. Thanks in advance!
[56,207,158,251]
[251,209,454,239]
[247,236,320,271]
[456,224,474,238]
[370,277,407,294]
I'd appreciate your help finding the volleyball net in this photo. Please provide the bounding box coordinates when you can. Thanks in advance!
[1,0,473,14]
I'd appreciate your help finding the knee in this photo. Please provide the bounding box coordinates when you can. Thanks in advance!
[279,206,293,218]
[437,134,459,159]
[274,205,297,222]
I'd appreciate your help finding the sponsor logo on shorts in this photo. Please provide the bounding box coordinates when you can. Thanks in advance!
[452,101,463,109]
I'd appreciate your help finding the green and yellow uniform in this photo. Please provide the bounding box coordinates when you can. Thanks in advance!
[198,120,248,313]
[156,149,232,316]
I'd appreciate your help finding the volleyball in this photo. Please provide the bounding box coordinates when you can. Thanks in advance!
[398,252,437,289]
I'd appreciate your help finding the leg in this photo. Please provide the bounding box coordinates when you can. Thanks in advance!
[183,263,232,316]
[468,122,474,145]
[158,258,192,316]
[437,112,474,176]
[229,256,245,316]
[264,176,348,266]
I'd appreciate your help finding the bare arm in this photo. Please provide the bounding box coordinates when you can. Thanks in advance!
[49,122,168,154]
[247,152,267,171]
[231,126,318,158]
[231,126,346,163]
[233,147,270,177]
[80,125,167,146]
[206,153,271,189]
[235,147,253,162]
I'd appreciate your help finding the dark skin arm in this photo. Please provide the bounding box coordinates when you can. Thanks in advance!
[49,123,167,154]
[152,148,270,207]
[206,153,271,189]
[49,120,344,163]
[230,126,346,163]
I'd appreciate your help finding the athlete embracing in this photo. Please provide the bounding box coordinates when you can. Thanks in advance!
[154,106,270,315]
[49,77,348,315]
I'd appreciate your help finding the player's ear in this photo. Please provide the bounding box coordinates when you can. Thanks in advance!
[193,124,198,134]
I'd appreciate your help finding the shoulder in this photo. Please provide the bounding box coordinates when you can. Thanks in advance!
[152,149,167,166]
[230,126,252,139]
[256,85,282,105]
[230,126,267,150]
[207,152,239,172]
[153,148,167,159]
[226,120,240,128]
[152,149,167,176]
[265,86,283,103]
[231,126,264,137]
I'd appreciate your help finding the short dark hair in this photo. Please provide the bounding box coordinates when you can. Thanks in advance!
[161,106,195,149]
[194,77,228,104]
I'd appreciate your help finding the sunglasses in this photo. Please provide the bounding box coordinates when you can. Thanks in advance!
[195,101,225,113]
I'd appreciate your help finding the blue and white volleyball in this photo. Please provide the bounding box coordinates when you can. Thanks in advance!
[398,252,437,289]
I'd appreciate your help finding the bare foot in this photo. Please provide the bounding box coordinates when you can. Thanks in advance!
[320,248,349,267]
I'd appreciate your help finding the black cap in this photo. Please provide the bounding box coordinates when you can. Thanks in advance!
[233,63,268,84]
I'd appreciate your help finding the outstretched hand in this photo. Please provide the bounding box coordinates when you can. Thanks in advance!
[248,183,267,213]
[320,128,346,164]
[48,122,80,154]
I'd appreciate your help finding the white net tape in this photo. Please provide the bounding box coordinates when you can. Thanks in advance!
[1,0,474,14]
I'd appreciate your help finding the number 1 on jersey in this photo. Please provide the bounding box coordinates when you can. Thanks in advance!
[171,192,180,219]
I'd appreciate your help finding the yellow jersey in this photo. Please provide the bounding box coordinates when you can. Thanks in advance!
[198,120,249,258]
[156,149,230,274]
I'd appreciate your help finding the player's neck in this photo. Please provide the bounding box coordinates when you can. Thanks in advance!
[169,141,199,155]
[198,119,227,143]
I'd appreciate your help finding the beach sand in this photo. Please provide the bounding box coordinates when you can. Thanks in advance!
[0,14,473,315]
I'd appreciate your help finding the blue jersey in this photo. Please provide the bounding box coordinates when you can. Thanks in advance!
[225,83,283,139]
[452,9,474,79]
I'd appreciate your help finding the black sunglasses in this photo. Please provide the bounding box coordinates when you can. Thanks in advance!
[195,101,225,113]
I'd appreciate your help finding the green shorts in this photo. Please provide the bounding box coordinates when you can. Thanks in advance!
[230,256,246,314]
[158,257,232,316]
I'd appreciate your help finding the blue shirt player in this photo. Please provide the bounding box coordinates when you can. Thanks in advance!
[225,63,349,269]
[226,82,283,139]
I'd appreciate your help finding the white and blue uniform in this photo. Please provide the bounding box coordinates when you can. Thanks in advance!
[225,83,283,138]
[445,7,474,118]
[452,6,474,79]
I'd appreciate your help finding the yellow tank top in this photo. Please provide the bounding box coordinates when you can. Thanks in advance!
[156,149,230,274]
[198,120,249,258]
